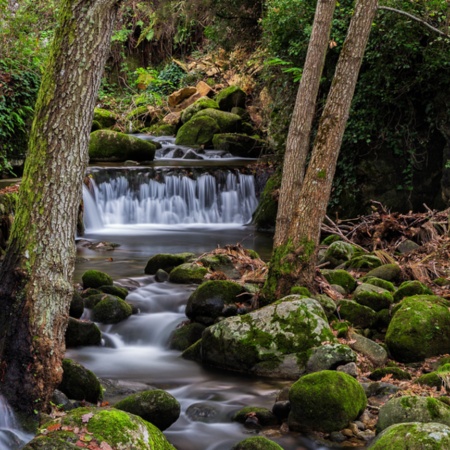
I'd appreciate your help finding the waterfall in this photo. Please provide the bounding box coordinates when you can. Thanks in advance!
[0,395,33,450]
[82,169,258,230]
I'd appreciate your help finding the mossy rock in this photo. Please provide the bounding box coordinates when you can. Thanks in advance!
[198,254,239,279]
[114,389,180,431]
[175,115,220,147]
[24,407,175,450]
[168,262,208,284]
[144,123,176,136]
[290,286,311,297]
[82,270,113,289]
[212,133,264,158]
[336,300,377,328]
[93,107,118,129]
[91,120,102,132]
[288,370,367,432]
[59,359,102,404]
[181,339,202,362]
[348,330,388,367]
[233,406,278,426]
[144,252,195,275]
[369,367,412,381]
[65,318,101,348]
[89,130,158,162]
[321,269,357,293]
[386,295,450,362]
[368,422,450,449]
[185,280,250,325]
[353,283,394,312]
[92,296,133,324]
[362,276,396,292]
[169,322,206,351]
[84,293,114,309]
[393,280,433,302]
[69,291,84,319]
[331,320,351,338]
[365,263,402,282]
[192,108,242,133]
[375,308,392,329]
[305,344,356,373]
[416,372,444,390]
[435,278,450,287]
[181,96,219,123]
[322,241,361,268]
[215,86,247,111]
[231,436,283,450]
[252,172,280,231]
[80,288,102,298]
[99,285,128,299]
[346,255,382,270]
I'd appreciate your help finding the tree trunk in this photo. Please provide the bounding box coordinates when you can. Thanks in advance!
[265,0,379,300]
[0,0,120,417]
[274,0,336,248]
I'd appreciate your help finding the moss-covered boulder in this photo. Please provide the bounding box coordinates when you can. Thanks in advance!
[114,389,180,431]
[175,115,220,147]
[59,359,102,404]
[185,280,250,325]
[348,331,388,367]
[99,284,129,300]
[313,294,337,318]
[89,130,158,162]
[65,318,102,348]
[365,263,402,282]
[145,123,177,136]
[144,252,195,275]
[322,241,361,268]
[345,255,382,270]
[82,270,113,289]
[416,371,443,390]
[386,295,450,362]
[233,406,278,426]
[198,254,240,279]
[181,96,219,123]
[288,370,367,432]
[393,280,433,302]
[200,296,336,378]
[192,109,242,133]
[336,300,377,328]
[377,396,450,432]
[368,422,450,450]
[321,269,357,293]
[23,407,175,450]
[369,367,412,381]
[362,276,396,292]
[92,296,133,324]
[69,291,84,319]
[215,86,247,111]
[212,133,264,158]
[168,262,208,284]
[251,172,280,231]
[305,344,356,373]
[93,107,118,129]
[169,322,206,351]
[353,283,394,312]
[231,436,283,450]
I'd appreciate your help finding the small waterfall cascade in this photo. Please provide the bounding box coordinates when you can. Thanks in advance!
[83,168,259,229]
[0,395,34,450]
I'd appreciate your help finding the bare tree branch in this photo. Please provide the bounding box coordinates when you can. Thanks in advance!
[378,6,449,37]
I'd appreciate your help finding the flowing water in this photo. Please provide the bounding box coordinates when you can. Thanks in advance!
[1,138,327,449]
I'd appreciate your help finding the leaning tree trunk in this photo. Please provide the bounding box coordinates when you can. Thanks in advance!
[265,0,379,300]
[274,0,336,248]
[0,0,120,416]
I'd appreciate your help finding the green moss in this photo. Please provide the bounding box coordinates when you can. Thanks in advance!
[192,109,241,133]
[290,286,311,296]
[175,115,220,147]
[321,269,357,293]
[181,96,219,123]
[168,262,208,284]
[215,86,246,111]
[99,285,128,299]
[92,297,132,324]
[393,280,433,302]
[231,436,283,450]
[369,367,412,381]
[252,171,281,231]
[416,372,442,390]
[362,276,396,292]
[93,108,118,129]
[81,270,113,289]
[144,252,195,275]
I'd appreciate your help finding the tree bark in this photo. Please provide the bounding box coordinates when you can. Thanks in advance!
[265,0,379,300]
[0,0,120,416]
[274,0,336,248]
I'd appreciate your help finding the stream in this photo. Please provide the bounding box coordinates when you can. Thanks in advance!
[0,137,327,450]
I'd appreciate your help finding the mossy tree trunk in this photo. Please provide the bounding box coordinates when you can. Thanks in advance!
[274,0,336,248]
[0,0,120,416]
[265,0,379,300]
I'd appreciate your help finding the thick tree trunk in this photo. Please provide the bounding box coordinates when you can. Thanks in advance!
[265,0,379,300]
[0,0,120,416]
[274,0,336,248]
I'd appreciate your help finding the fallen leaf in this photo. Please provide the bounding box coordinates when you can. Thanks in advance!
[46,423,61,432]
[81,412,94,423]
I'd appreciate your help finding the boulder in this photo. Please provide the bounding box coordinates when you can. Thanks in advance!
[169,322,206,351]
[65,318,102,348]
[89,130,158,162]
[393,280,433,302]
[98,284,129,299]
[181,97,219,123]
[346,255,382,270]
[376,396,450,432]
[144,252,195,275]
[59,359,103,404]
[191,109,242,133]
[168,86,197,108]
[114,389,180,431]
[365,263,402,282]
[322,241,361,268]
[353,283,394,312]
[288,370,367,432]
[200,296,336,378]
[215,86,247,111]
[23,407,175,450]
[145,123,177,136]
[92,296,133,324]
[348,331,388,367]
[336,300,377,328]
[233,406,278,426]
[231,436,283,450]
[185,402,222,423]
[368,422,450,450]
[386,295,450,362]
[175,115,220,147]
[361,276,395,292]
[313,294,337,318]
[212,133,264,158]
[305,344,356,373]
[185,280,250,325]
[168,262,208,284]
[321,269,357,293]
[82,270,113,289]
[369,367,411,381]
[93,107,118,129]
[69,291,84,319]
